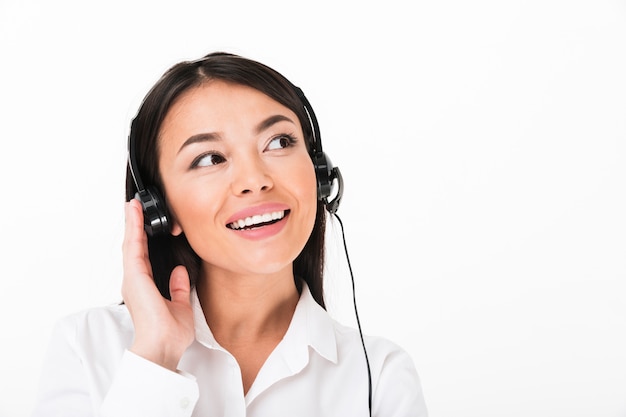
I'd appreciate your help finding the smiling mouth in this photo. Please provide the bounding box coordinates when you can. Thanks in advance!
[227,210,290,230]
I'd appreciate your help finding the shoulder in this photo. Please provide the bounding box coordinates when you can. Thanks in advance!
[56,303,131,330]
[51,303,134,352]
[332,320,428,415]
[331,319,420,379]
[332,319,411,362]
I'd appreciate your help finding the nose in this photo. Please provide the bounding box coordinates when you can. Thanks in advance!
[230,154,274,196]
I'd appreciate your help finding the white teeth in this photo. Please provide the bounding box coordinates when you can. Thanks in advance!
[229,211,286,230]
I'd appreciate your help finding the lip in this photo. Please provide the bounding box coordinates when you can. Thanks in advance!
[226,203,291,226]
[225,203,291,241]
[230,212,290,240]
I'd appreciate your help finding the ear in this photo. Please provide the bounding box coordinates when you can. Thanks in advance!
[170,217,183,236]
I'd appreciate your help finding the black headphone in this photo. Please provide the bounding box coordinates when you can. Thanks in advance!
[128,83,343,237]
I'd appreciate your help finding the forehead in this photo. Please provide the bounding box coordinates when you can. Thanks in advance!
[162,80,297,133]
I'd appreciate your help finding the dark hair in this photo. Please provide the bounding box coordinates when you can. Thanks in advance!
[125,52,327,308]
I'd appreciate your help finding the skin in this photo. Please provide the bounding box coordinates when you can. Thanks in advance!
[122,80,318,394]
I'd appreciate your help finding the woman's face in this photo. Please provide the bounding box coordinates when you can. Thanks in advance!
[158,80,318,278]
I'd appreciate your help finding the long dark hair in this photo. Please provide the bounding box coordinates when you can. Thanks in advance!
[125,52,327,308]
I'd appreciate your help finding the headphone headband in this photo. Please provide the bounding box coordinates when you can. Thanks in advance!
[292,86,323,154]
[127,118,144,191]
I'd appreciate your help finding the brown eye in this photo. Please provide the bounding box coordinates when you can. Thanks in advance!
[192,152,226,168]
[266,134,297,151]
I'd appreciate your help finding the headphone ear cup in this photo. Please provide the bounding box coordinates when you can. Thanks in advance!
[313,151,343,214]
[313,151,333,200]
[135,187,170,237]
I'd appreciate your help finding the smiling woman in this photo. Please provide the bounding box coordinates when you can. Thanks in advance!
[159,81,318,282]
[30,52,428,417]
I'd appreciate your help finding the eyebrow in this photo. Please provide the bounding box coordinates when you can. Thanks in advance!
[177,132,220,154]
[255,114,296,134]
[177,114,296,154]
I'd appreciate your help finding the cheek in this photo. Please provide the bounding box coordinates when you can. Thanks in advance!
[296,163,320,225]
[165,180,223,236]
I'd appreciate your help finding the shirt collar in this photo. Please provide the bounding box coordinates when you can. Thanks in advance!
[189,282,338,366]
[190,288,220,349]
[278,282,338,369]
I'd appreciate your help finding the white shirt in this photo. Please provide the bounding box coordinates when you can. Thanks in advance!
[32,284,428,417]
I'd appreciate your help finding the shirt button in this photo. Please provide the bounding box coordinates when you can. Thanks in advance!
[180,397,191,409]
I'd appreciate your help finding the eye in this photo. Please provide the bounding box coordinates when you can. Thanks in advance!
[266,134,297,151]
[191,152,226,168]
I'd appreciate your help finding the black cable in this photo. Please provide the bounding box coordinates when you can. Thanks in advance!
[332,212,373,416]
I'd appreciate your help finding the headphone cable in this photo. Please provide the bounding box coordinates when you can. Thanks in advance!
[332,212,373,417]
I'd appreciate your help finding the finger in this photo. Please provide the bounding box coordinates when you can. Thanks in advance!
[123,199,146,255]
[123,200,150,266]
[122,199,154,299]
[169,265,191,305]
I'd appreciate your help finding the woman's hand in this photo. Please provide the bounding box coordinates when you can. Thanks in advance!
[122,199,195,371]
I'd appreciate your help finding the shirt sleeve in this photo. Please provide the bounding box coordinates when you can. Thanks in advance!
[31,315,199,417]
[373,345,429,417]
[31,318,94,417]
[99,350,199,417]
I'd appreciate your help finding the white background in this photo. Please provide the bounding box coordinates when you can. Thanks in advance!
[1,1,625,416]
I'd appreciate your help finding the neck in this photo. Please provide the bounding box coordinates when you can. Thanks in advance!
[196,267,300,346]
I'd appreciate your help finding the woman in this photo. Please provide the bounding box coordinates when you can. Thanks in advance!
[32,52,428,416]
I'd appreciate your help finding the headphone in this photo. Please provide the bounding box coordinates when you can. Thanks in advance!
[128,83,343,237]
